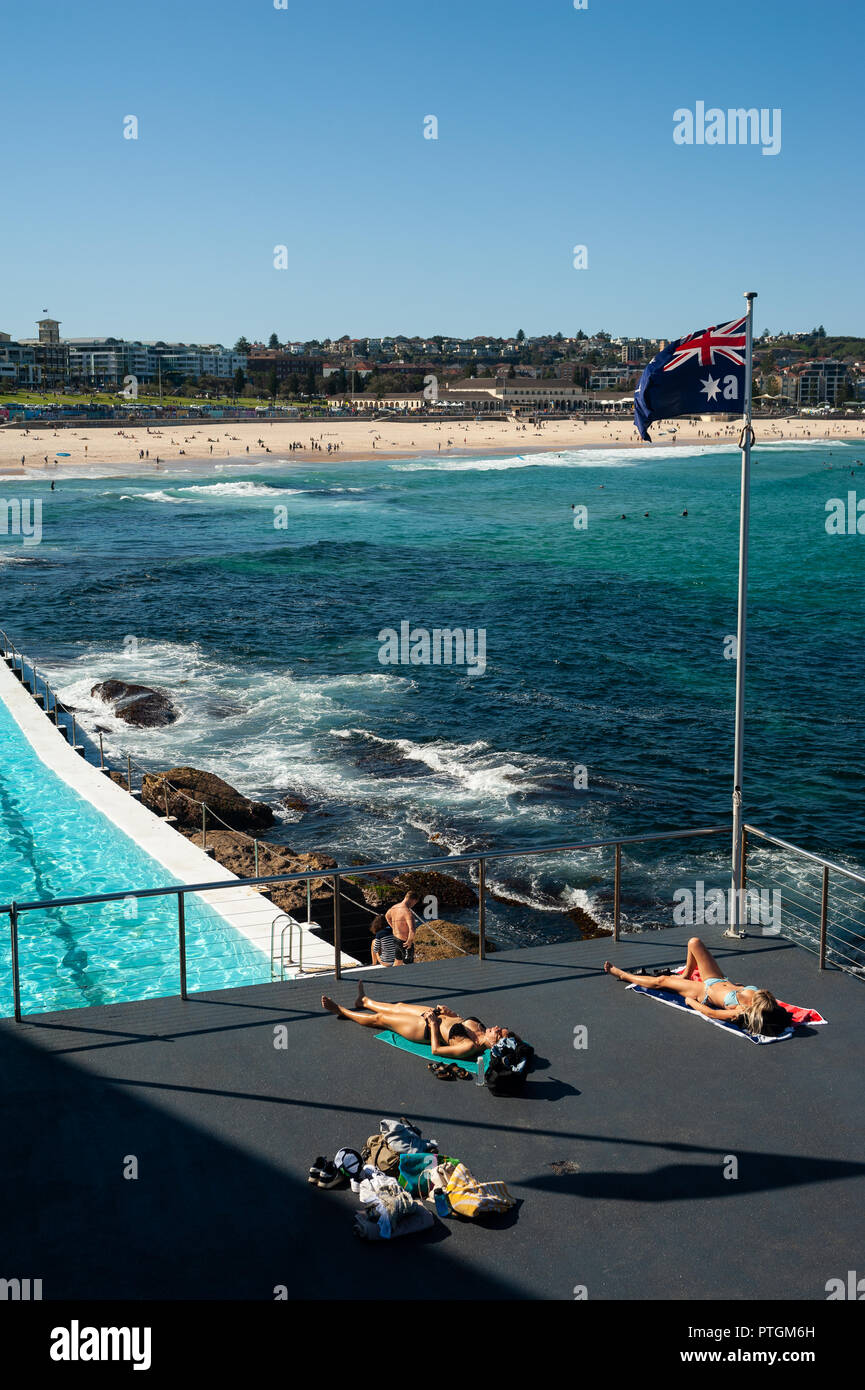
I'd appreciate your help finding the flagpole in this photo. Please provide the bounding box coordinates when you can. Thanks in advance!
[727,290,757,937]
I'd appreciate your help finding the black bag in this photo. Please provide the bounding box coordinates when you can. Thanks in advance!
[485,1040,534,1096]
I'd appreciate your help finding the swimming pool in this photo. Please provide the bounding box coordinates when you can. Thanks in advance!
[0,691,269,1017]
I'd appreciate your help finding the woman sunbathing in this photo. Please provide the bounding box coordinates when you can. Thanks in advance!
[321,985,509,1059]
[603,935,791,1037]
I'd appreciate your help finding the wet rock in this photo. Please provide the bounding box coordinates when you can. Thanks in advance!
[142,766,274,832]
[413,919,496,961]
[92,679,178,728]
[351,867,478,913]
[178,829,373,959]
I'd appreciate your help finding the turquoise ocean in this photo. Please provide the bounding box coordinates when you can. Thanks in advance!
[1,438,863,952]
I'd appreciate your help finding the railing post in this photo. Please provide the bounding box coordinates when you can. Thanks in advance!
[741,825,748,893]
[9,902,22,1023]
[613,843,621,942]
[819,866,829,970]
[127,754,133,793]
[478,857,486,960]
[332,873,342,980]
[254,839,259,877]
[98,731,105,771]
[201,804,207,850]
[306,879,312,924]
[177,892,188,1000]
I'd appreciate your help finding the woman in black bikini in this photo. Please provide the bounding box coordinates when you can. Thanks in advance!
[321,985,509,1060]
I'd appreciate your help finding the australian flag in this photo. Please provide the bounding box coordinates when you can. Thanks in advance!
[634,316,747,441]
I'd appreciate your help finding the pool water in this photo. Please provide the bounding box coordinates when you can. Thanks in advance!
[0,693,269,1016]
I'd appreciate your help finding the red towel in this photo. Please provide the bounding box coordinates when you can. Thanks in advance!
[679,968,827,1026]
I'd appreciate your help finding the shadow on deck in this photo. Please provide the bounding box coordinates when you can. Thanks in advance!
[2,928,862,1300]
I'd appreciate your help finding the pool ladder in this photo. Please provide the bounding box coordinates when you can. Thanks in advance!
[270,912,305,980]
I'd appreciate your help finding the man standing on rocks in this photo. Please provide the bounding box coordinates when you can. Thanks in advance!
[385,890,420,965]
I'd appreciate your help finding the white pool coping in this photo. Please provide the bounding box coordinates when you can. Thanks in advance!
[0,655,360,979]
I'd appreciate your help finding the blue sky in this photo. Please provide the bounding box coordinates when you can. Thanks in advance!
[3,0,862,344]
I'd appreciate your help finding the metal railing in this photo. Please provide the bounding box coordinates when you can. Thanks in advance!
[0,630,87,756]
[2,631,864,1018]
[2,825,731,1021]
[741,825,865,977]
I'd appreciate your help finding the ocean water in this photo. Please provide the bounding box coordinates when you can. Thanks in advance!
[1,440,863,947]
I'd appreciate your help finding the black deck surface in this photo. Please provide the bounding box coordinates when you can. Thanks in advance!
[2,928,862,1301]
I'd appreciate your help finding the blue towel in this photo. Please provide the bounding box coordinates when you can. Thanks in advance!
[375,1029,491,1073]
[628,983,793,1044]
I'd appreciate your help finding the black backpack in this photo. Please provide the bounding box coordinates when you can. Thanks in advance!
[485,1041,534,1096]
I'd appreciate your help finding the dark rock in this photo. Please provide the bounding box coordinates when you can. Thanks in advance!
[567,903,612,940]
[350,867,478,913]
[92,678,178,728]
[142,766,275,832]
[179,828,373,959]
[413,918,496,962]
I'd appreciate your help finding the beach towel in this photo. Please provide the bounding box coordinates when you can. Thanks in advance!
[375,1029,491,1074]
[397,1151,438,1196]
[439,1161,516,1218]
[628,967,827,1043]
[676,967,827,1027]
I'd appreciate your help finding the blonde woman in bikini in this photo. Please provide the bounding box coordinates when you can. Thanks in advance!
[604,935,791,1037]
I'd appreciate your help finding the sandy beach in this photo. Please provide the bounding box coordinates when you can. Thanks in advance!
[1,413,863,475]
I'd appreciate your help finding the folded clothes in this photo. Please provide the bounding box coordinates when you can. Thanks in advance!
[378,1117,438,1154]
[354,1172,434,1240]
[354,1200,435,1242]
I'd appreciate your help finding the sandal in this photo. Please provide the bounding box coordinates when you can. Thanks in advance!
[435,1063,459,1081]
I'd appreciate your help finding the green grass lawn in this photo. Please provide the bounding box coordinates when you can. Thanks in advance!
[0,390,253,409]
[0,390,328,411]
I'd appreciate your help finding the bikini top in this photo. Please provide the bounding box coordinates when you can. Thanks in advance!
[723,985,760,1010]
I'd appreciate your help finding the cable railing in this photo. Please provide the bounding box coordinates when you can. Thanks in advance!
[1,826,733,1021]
[2,631,864,1021]
[741,825,865,977]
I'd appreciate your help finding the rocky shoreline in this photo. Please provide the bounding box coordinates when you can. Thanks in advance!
[93,676,608,959]
[119,761,610,960]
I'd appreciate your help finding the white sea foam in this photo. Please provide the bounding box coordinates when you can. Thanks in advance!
[331,727,547,798]
[389,444,730,473]
[120,490,191,504]
[175,480,303,498]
